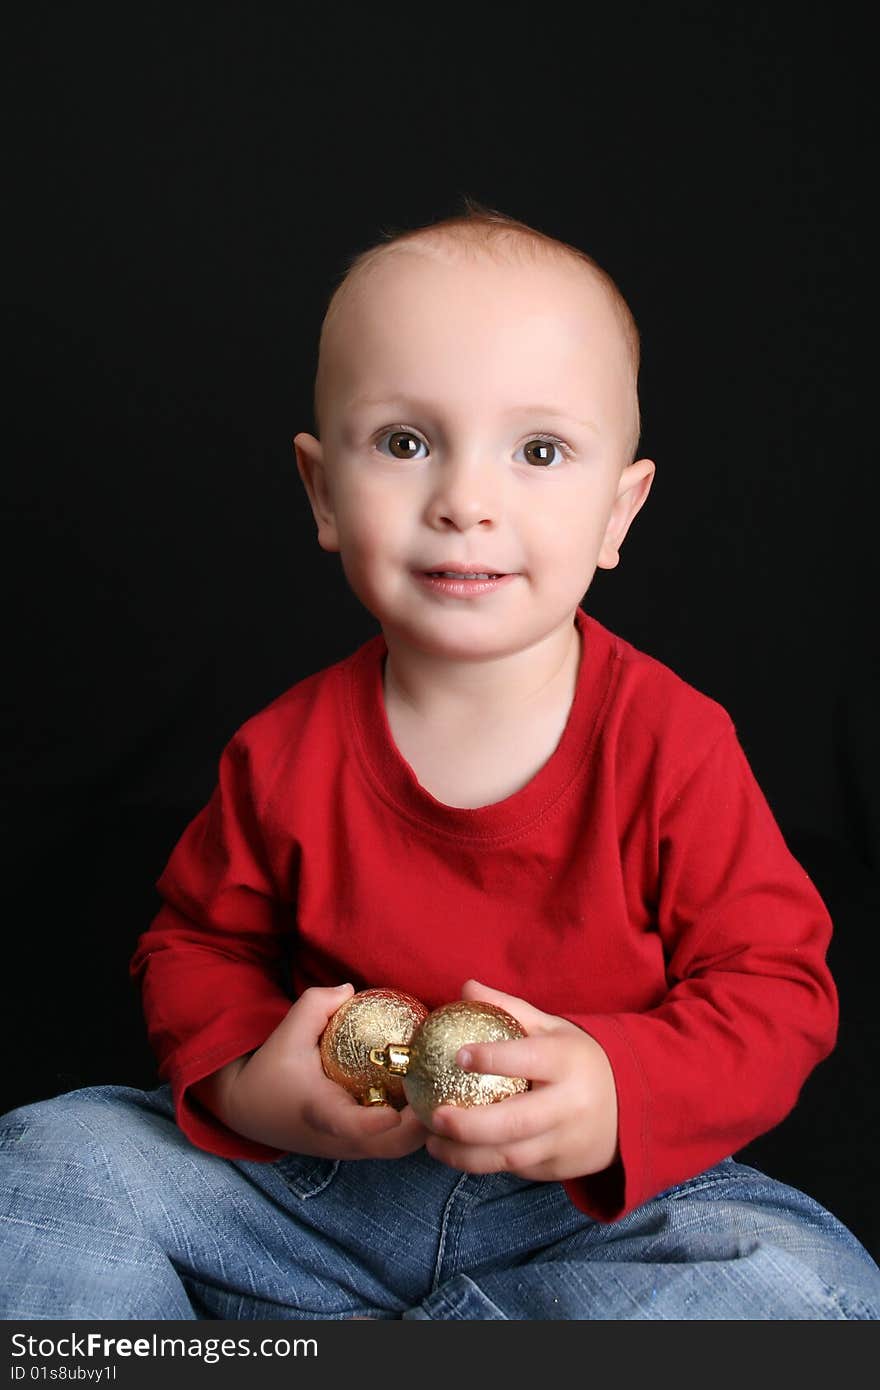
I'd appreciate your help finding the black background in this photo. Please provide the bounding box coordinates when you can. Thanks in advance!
[3,8,877,1257]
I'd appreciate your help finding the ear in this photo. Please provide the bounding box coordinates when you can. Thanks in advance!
[597,458,656,570]
[293,432,340,553]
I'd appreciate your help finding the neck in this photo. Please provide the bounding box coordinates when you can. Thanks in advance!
[382,614,582,727]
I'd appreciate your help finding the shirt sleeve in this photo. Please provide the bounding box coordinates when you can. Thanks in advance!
[559,723,838,1223]
[129,734,293,1160]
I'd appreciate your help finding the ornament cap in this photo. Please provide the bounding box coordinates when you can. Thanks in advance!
[368,1044,411,1075]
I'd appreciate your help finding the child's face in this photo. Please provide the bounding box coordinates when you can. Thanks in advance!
[295,250,654,662]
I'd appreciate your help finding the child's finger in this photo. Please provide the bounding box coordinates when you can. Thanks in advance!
[306,1089,428,1159]
[425,1129,549,1176]
[286,982,355,1041]
[459,978,556,1032]
[362,1107,429,1159]
[303,1083,404,1140]
[454,1032,560,1082]
[429,1086,558,1146]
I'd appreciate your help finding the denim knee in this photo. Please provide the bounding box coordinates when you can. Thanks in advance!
[0,1085,201,1319]
[1,1085,168,1171]
[1,1090,101,1169]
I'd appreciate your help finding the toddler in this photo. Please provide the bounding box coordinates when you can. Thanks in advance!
[2,203,879,1320]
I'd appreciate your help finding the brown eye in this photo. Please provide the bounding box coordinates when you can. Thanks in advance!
[521,438,564,468]
[381,430,427,460]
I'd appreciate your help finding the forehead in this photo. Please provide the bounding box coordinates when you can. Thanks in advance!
[320,248,632,420]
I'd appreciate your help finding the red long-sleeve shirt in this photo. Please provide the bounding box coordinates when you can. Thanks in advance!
[130,607,837,1221]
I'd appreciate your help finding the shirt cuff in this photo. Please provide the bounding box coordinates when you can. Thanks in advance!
[560,1012,652,1222]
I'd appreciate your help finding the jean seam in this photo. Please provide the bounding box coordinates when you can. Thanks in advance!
[302,1161,339,1199]
[422,1274,509,1321]
[270,1157,340,1200]
[431,1171,471,1293]
[448,1175,495,1276]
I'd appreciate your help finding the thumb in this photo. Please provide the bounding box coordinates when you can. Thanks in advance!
[288,982,356,1040]
[459,978,552,1033]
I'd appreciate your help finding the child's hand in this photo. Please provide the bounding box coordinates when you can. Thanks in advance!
[423,980,619,1182]
[203,984,429,1161]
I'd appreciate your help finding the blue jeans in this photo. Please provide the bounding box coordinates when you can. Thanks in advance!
[1,1083,878,1320]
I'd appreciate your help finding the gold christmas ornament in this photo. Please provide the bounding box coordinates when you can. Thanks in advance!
[319,988,429,1107]
[369,999,530,1124]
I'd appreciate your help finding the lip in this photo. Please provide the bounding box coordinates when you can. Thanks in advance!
[418,563,513,576]
[414,570,519,599]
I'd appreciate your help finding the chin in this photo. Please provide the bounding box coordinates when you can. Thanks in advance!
[383,614,539,663]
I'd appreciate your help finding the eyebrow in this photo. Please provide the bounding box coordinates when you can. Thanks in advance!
[511,405,599,433]
[346,396,599,433]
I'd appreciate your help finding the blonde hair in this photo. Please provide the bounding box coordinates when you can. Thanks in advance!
[313,196,642,458]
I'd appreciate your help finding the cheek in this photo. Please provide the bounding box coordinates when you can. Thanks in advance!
[336,489,406,559]
[524,494,603,555]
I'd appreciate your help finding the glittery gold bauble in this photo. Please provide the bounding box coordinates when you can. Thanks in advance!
[319,988,429,1107]
[370,1000,529,1124]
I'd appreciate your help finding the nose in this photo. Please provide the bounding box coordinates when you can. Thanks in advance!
[424,450,500,532]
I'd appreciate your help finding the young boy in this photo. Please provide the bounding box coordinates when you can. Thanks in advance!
[2,206,879,1320]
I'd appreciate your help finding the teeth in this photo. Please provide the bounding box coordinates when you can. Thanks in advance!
[432,572,498,579]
